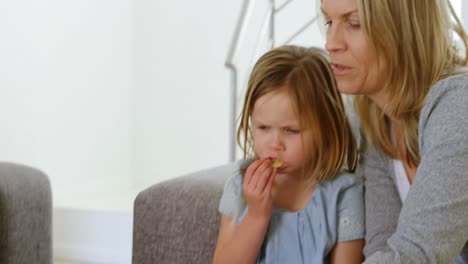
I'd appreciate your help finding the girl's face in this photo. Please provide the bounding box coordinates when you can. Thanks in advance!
[251,88,313,177]
[322,0,388,100]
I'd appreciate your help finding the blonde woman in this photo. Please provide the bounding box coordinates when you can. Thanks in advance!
[321,0,468,263]
[213,46,364,263]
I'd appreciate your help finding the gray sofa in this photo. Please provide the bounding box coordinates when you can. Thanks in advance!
[132,162,239,264]
[0,162,53,264]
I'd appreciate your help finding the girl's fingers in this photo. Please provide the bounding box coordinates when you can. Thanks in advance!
[257,165,273,192]
[250,159,272,189]
[264,168,276,194]
[244,160,263,186]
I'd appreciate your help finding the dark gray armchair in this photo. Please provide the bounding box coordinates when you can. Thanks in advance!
[132,162,239,264]
[0,162,53,264]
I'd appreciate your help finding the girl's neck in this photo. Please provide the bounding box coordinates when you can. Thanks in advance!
[272,173,316,212]
[275,171,311,185]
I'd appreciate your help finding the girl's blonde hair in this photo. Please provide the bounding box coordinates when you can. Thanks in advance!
[356,0,468,165]
[237,45,357,182]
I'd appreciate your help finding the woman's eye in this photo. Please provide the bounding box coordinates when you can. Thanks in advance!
[347,20,361,29]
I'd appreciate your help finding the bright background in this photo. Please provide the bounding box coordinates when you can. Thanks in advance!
[0,0,465,263]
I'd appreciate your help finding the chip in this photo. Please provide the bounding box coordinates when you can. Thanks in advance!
[271,160,283,168]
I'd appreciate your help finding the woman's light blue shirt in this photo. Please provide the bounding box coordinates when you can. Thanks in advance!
[218,163,365,264]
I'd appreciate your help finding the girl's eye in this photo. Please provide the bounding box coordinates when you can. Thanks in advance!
[285,128,300,134]
[258,126,269,130]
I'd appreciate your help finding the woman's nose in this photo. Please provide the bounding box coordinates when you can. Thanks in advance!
[325,24,345,53]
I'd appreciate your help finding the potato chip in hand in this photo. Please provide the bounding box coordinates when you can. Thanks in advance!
[271,160,283,168]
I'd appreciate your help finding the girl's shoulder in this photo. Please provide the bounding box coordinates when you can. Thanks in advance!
[220,159,251,193]
[218,159,252,218]
[310,171,364,213]
[310,171,365,242]
[319,171,363,193]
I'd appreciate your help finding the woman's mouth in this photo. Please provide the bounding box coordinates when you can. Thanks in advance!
[331,63,352,75]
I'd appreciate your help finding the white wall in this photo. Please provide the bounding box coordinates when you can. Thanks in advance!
[132,1,242,189]
[54,208,133,263]
[0,0,241,200]
[0,0,133,198]
[1,0,466,262]
[462,0,468,28]
[131,0,327,188]
[1,0,465,201]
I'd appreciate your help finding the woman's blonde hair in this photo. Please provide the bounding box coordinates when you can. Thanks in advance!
[237,45,357,182]
[355,0,468,165]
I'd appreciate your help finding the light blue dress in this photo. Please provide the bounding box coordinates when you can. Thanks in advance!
[218,161,365,264]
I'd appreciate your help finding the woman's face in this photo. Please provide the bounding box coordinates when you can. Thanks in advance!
[322,0,387,98]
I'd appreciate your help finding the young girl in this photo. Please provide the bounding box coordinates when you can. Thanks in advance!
[213,45,364,264]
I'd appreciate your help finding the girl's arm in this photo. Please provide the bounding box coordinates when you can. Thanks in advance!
[213,159,276,264]
[333,173,365,263]
[213,213,269,264]
[330,239,364,264]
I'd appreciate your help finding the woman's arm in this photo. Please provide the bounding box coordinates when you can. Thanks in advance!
[330,239,364,264]
[365,77,468,263]
[362,147,402,257]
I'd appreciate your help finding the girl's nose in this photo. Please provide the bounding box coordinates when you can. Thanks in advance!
[269,132,285,151]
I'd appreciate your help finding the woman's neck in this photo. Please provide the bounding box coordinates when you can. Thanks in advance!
[391,121,417,183]
[367,89,395,119]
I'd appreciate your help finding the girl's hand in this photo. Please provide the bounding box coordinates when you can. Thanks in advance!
[243,159,276,220]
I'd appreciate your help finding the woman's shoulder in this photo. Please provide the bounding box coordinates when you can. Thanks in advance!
[419,71,468,151]
[426,71,468,107]
[423,71,468,115]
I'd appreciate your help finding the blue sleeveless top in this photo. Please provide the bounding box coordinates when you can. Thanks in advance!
[218,161,365,264]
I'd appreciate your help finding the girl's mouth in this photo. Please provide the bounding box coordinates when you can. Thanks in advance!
[271,159,287,170]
